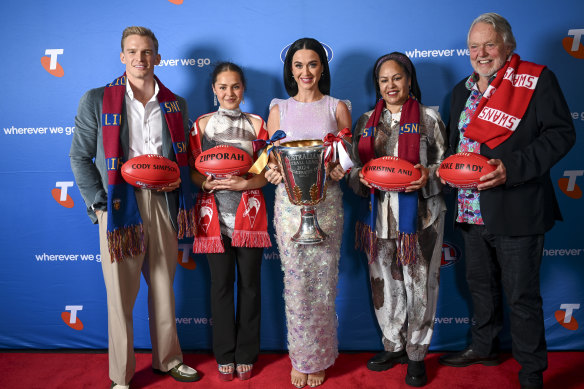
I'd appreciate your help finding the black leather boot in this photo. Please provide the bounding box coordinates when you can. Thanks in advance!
[405,359,427,387]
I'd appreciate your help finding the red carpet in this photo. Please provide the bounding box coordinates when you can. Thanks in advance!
[0,351,582,388]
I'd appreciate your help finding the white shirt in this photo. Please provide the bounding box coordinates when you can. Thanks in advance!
[125,81,163,159]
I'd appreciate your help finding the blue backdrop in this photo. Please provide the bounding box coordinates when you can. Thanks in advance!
[0,0,582,352]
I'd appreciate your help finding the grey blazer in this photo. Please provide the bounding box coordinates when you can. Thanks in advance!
[70,84,190,229]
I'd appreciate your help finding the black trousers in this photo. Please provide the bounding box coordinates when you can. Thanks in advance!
[459,223,547,387]
[207,235,263,365]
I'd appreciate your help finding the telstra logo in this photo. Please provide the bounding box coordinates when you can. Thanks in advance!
[62,305,84,330]
[280,42,334,63]
[555,304,580,330]
[558,170,583,199]
[167,0,183,4]
[41,49,64,77]
[563,29,584,59]
[178,244,196,270]
[440,242,461,268]
[52,181,75,208]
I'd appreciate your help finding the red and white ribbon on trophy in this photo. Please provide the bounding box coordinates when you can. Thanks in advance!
[323,128,354,172]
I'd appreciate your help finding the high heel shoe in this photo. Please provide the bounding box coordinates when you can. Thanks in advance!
[236,364,253,380]
[218,363,234,381]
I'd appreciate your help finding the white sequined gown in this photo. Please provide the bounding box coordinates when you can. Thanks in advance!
[271,96,349,374]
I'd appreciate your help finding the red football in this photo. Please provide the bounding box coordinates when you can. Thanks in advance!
[194,145,253,178]
[438,152,495,188]
[362,156,421,192]
[121,154,180,189]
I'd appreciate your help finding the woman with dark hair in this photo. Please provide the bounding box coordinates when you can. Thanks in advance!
[189,62,271,382]
[264,37,351,388]
[347,52,446,387]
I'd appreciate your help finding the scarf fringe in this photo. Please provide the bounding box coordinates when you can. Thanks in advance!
[397,231,417,265]
[177,207,197,239]
[232,230,272,248]
[193,236,224,254]
[107,224,145,262]
[355,221,377,264]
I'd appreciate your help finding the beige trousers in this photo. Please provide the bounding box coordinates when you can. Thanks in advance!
[98,188,182,385]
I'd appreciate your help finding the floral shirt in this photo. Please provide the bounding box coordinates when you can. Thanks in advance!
[455,73,493,224]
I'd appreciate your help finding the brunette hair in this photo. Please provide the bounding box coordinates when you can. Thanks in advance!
[283,37,331,97]
[211,62,246,89]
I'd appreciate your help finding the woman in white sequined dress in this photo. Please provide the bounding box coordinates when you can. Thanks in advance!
[265,37,351,388]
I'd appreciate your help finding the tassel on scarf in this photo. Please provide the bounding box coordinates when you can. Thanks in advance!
[396,231,417,265]
[232,230,272,248]
[193,236,224,254]
[177,207,197,239]
[107,224,145,263]
[355,220,377,264]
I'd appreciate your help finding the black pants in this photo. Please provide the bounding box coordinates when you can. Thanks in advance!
[460,223,547,387]
[207,235,263,365]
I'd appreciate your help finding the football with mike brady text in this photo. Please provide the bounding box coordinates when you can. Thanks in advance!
[438,152,496,188]
[121,154,180,189]
[195,145,253,178]
[362,156,421,192]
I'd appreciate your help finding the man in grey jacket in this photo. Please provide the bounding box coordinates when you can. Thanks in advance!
[70,26,199,388]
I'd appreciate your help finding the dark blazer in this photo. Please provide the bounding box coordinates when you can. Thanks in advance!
[447,68,576,236]
[70,84,190,228]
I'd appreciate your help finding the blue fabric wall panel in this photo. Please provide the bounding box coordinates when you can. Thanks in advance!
[0,0,582,350]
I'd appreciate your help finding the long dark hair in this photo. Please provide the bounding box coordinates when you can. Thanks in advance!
[372,52,421,102]
[283,37,331,97]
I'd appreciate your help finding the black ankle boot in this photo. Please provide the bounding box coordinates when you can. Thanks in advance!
[405,359,427,387]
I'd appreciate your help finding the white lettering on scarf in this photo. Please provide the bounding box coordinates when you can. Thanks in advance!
[477,107,520,132]
[503,66,539,90]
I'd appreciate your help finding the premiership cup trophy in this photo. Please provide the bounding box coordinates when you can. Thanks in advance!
[275,139,328,244]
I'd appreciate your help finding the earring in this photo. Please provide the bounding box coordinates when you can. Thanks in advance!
[213,94,217,106]
[242,97,245,105]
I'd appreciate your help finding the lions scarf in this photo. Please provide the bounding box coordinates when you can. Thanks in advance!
[356,98,420,265]
[102,73,195,262]
[465,54,545,149]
